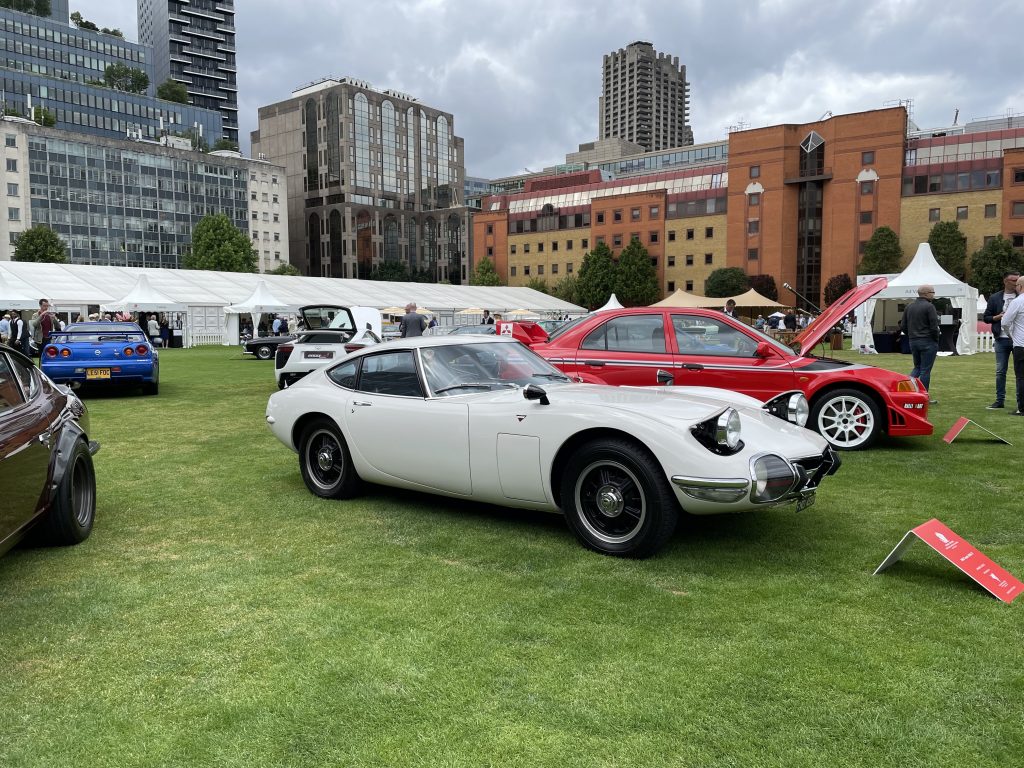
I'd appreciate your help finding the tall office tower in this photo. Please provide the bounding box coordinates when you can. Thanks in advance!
[599,41,693,152]
[138,0,239,143]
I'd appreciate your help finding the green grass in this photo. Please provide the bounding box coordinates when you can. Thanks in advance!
[1,346,1022,767]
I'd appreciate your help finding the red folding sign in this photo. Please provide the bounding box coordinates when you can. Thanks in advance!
[943,416,1012,445]
[875,518,1023,603]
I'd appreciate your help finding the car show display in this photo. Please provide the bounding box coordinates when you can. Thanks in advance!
[39,322,160,395]
[274,305,383,389]
[266,336,840,558]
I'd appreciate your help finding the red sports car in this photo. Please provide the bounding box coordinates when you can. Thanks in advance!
[519,278,931,450]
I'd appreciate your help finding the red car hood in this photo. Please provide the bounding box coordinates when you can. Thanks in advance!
[794,277,887,356]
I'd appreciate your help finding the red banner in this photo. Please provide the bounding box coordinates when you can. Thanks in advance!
[875,518,1023,603]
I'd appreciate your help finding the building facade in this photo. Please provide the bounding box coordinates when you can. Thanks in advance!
[599,41,693,153]
[2,115,287,269]
[138,0,239,144]
[251,77,470,282]
[1,5,223,144]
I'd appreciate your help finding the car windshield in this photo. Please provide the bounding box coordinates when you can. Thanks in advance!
[419,341,571,396]
[49,323,147,344]
[544,315,587,341]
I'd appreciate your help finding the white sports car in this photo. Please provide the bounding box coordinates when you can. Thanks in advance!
[265,336,840,558]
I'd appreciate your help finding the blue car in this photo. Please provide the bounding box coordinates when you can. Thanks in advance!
[41,322,159,395]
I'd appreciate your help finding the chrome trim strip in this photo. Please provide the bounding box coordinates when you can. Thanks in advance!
[671,475,749,490]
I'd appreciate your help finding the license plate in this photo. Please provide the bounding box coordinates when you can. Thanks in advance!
[304,351,334,360]
[86,368,111,380]
[796,490,816,512]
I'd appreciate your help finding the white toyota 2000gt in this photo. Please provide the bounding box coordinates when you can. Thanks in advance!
[265,336,840,558]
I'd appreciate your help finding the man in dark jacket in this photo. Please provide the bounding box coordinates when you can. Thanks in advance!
[900,284,940,399]
[399,302,427,338]
[982,270,1021,409]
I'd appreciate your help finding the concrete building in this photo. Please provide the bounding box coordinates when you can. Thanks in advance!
[1,4,222,144]
[2,115,286,269]
[251,77,470,282]
[599,41,693,153]
[138,0,239,144]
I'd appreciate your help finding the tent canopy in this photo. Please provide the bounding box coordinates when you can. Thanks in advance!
[0,271,40,311]
[594,293,625,312]
[725,288,785,308]
[224,280,298,314]
[100,275,186,313]
[649,289,714,308]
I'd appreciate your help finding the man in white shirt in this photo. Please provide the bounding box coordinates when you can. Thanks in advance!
[999,275,1024,416]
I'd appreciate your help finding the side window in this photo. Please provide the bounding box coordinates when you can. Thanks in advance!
[326,358,359,389]
[304,332,342,344]
[672,316,757,357]
[581,315,667,353]
[357,351,423,397]
[0,355,27,413]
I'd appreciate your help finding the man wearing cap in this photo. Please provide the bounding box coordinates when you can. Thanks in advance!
[998,275,1024,416]
[899,284,940,401]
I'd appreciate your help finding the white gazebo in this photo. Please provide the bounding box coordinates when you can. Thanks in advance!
[224,280,299,339]
[594,293,625,313]
[100,275,186,314]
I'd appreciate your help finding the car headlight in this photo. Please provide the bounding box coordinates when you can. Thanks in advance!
[763,391,809,427]
[691,408,743,455]
[895,378,920,393]
[750,454,799,503]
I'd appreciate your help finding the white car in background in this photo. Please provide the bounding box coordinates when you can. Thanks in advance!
[274,305,382,389]
[265,335,840,558]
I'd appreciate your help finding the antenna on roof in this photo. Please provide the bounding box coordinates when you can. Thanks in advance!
[952,108,959,126]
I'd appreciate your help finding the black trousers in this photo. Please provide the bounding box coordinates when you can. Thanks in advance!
[1013,346,1024,411]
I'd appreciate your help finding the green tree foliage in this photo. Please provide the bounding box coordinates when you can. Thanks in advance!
[33,106,56,127]
[368,261,410,282]
[100,27,123,38]
[928,220,967,281]
[704,267,748,298]
[823,273,854,306]
[968,235,1024,297]
[551,275,579,306]
[212,138,239,152]
[575,242,617,309]
[525,277,549,294]
[70,11,98,31]
[157,79,189,104]
[268,262,300,276]
[470,257,502,286]
[183,214,256,272]
[14,225,67,263]
[859,226,903,275]
[104,63,150,94]
[614,238,660,306]
[747,274,778,301]
[1,1,52,16]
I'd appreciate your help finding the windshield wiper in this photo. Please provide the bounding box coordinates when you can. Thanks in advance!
[533,373,571,381]
[434,382,495,394]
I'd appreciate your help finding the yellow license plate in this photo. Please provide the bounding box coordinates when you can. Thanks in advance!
[86,368,111,380]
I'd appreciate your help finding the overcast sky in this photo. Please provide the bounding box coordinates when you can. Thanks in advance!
[68,0,1021,179]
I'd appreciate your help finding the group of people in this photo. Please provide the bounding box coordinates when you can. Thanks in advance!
[397,303,439,338]
[1,299,61,356]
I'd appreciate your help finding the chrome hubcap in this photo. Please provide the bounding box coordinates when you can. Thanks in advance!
[317,446,334,472]
[596,485,625,517]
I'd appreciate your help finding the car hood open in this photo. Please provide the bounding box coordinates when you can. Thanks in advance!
[794,276,887,356]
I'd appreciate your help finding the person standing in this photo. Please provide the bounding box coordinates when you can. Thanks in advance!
[147,313,161,345]
[481,309,495,325]
[271,315,283,336]
[783,310,798,331]
[982,270,1021,409]
[722,299,738,318]
[29,298,57,355]
[0,312,10,346]
[399,302,427,338]
[899,284,940,401]
[159,314,170,348]
[999,275,1024,416]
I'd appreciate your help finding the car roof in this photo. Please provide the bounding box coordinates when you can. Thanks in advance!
[351,334,518,355]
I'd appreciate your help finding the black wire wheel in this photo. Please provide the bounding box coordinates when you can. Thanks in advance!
[255,344,274,360]
[41,438,96,545]
[560,438,678,558]
[298,418,362,499]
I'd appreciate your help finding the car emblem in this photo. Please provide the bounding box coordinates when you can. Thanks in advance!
[517,415,526,422]
[95,349,102,356]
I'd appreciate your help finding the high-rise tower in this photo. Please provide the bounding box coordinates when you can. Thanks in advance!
[599,41,693,152]
[138,0,239,143]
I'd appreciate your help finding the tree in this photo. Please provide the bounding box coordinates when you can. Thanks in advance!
[470,257,502,286]
[70,11,99,31]
[104,63,150,94]
[525,277,549,294]
[268,262,300,276]
[859,226,903,275]
[183,214,256,272]
[704,267,748,298]
[551,275,579,305]
[213,138,239,152]
[968,235,1024,297]
[157,79,189,104]
[575,242,617,309]
[928,220,967,281]
[747,274,778,301]
[32,106,56,127]
[14,225,67,263]
[0,1,52,15]
[368,261,410,282]
[100,28,124,38]
[614,237,660,306]
[823,273,854,306]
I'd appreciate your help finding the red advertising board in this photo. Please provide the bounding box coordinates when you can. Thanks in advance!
[942,416,1012,445]
[875,518,1023,603]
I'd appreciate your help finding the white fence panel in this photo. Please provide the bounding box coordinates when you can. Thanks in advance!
[188,305,226,347]
[976,332,994,353]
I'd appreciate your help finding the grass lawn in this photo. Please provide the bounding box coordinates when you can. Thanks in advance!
[2,344,1022,767]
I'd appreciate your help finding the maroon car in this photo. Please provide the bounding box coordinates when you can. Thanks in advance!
[519,278,932,451]
[0,345,98,558]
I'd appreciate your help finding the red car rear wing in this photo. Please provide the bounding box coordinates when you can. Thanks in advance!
[495,321,549,345]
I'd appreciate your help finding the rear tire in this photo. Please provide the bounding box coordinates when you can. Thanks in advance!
[40,438,95,546]
[298,418,362,499]
[559,438,678,558]
[256,345,273,360]
[142,366,159,396]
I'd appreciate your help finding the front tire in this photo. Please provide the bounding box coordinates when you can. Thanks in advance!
[40,438,96,545]
[255,344,273,360]
[298,418,362,499]
[809,388,881,450]
[559,438,678,558]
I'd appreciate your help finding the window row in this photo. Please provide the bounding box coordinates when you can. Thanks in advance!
[511,263,576,277]
[927,203,1005,222]
[509,238,590,255]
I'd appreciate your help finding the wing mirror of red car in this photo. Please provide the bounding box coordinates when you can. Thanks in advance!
[754,341,775,359]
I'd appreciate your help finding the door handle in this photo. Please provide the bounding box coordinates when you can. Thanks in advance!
[583,360,605,367]
[683,364,704,371]
[351,401,372,407]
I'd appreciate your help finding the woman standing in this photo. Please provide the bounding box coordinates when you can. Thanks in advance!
[159,314,170,348]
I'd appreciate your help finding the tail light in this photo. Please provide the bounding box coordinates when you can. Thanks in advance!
[61,348,71,358]
[276,344,293,368]
[136,345,149,355]
[344,343,362,354]
[123,347,134,356]
[45,346,58,358]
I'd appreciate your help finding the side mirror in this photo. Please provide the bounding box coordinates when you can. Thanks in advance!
[656,369,674,386]
[523,383,549,405]
[754,341,774,359]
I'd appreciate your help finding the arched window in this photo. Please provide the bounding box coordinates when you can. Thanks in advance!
[383,216,399,263]
[437,115,449,186]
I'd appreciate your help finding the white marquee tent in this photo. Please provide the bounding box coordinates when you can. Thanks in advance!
[100,275,187,314]
[594,293,625,312]
[853,243,979,355]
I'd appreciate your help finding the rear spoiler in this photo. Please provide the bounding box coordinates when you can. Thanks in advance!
[495,320,548,346]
